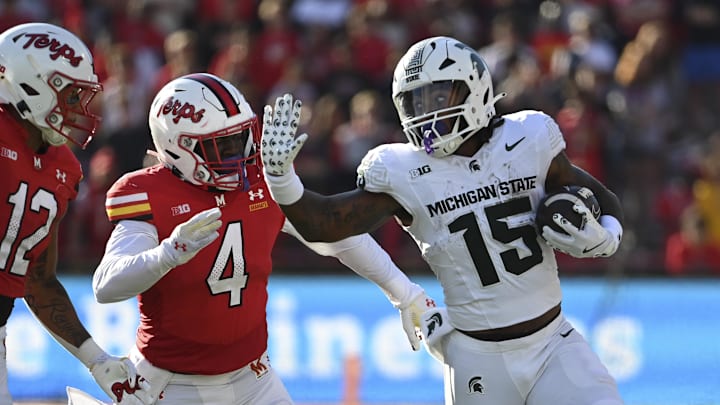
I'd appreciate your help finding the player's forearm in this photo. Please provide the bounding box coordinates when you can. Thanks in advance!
[571,164,624,224]
[281,192,353,242]
[93,247,172,302]
[24,255,120,371]
[24,276,91,348]
[320,233,423,307]
[93,221,174,303]
[265,171,369,241]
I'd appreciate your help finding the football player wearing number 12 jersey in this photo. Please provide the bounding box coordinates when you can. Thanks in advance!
[91,72,433,404]
[0,23,152,404]
[262,36,626,404]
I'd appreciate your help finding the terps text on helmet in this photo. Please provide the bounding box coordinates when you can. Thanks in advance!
[157,97,205,124]
[17,33,83,67]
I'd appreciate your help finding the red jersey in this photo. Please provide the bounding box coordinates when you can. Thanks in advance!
[0,106,81,297]
[105,165,285,374]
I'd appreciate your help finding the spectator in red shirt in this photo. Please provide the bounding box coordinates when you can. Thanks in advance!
[665,205,720,276]
[248,0,301,98]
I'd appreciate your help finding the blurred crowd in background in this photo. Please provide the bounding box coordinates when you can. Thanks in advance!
[3,0,719,277]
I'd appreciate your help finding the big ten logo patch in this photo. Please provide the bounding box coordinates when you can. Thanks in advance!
[171,203,191,216]
[410,164,432,179]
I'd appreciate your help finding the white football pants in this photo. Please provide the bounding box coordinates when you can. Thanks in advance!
[129,346,293,404]
[0,326,10,405]
[437,315,623,405]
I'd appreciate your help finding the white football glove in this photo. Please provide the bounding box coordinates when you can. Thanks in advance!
[261,93,308,176]
[542,204,622,258]
[159,207,222,268]
[420,307,453,363]
[398,291,437,351]
[89,355,153,405]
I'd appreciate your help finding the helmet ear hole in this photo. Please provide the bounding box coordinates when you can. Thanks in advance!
[20,83,39,96]
[483,89,490,105]
[165,149,180,160]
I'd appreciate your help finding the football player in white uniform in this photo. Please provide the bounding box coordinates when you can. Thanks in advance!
[261,36,625,404]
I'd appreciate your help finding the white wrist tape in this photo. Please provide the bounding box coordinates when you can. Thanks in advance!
[600,215,623,243]
[385,277,424,309]
[76,338,106,369]
[263,169,304,205]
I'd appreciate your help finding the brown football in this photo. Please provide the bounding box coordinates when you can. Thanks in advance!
[536,186,601,237]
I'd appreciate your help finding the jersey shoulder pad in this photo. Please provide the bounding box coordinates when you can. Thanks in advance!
[49,145,83,199]
[105,166,161,223]
[54,144,83,174]
[356,143,414,193]
[503,110,565,154]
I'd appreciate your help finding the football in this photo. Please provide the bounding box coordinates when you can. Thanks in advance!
[535,185,601,238]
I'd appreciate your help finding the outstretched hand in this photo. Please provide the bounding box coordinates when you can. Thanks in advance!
[261,93,308,176]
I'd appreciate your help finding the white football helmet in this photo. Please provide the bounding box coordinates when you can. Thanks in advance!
[149,73,262,191]
[392,36,505,157]
[0,23,102,148]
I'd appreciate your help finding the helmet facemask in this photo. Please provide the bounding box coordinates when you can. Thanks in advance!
[394,80,472,155]
[43,71,102,148]
[180,119,261,192]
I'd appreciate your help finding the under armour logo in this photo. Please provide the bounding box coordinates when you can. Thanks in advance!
[249,358,268,379]
[56,169,66,183]
[248,188,264,201]
[425,297,436,308]
[174,242,187,252]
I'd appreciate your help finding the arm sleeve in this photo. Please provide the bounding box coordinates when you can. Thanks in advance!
[282,220,423,307]
[92,220,174,303]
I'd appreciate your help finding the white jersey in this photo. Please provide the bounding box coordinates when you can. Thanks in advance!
[357,110,567,331]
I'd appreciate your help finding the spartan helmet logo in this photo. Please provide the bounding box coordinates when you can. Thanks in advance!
[424,311,443,338]
[468,376,484,394]
[468,159,481,172]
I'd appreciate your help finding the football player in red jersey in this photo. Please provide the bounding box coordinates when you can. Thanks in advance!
[0,23,153,404]
[91,72,434,404]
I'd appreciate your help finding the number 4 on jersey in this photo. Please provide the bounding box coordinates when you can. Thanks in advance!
[207,221,248,306]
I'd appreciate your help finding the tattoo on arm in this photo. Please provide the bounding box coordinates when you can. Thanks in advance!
[284,190,396,241]
[25,249,90,347]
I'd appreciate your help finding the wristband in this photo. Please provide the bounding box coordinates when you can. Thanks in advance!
[384,276,424,309]
[600,215,623,243]
[76,338,106,369]
[263,169,304,205]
